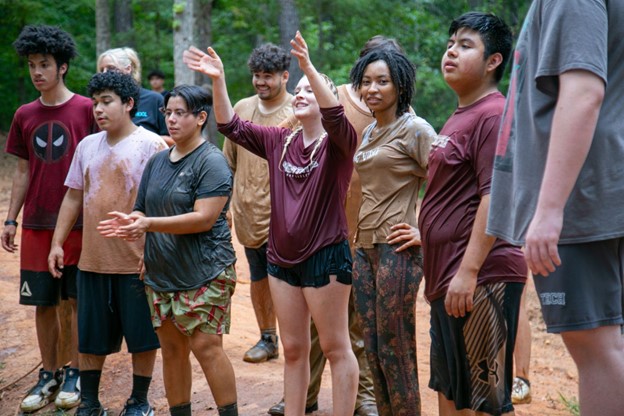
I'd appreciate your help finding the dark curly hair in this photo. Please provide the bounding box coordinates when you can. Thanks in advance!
[449,12,513,83]
[350,49,416,118]
[164,85,212,132]
[87,71,141,118]
[13,25,78,79]
[247,43,291,74]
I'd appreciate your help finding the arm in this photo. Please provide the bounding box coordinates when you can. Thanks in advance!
[524,70,605,276]
[1,158,29,252]
[183,46,235,125]
[48,188,84,278]
[445,194,496,318]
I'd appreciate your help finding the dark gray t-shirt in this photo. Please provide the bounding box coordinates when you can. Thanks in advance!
[134,141,236,291]
[488,0,624,245]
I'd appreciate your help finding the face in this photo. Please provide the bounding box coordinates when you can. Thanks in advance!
[360,60,398,116]
[252,71,287,101]
[292,76,320,120]
[164,96,205,143]
[441,27,492,88]
[98,55,131,75]
[149,76,164,91]
[92,90,133,132]
[28,54,66,93]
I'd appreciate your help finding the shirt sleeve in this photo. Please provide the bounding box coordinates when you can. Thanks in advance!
[321,105,357,159]
[406,116,436,171]
[218,113,284,160]
[473,114,502,196]
[64,141,85,190]
[5,109,29,160]
[196,150,233,199]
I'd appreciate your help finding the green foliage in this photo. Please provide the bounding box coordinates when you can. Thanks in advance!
[559,392,580,416]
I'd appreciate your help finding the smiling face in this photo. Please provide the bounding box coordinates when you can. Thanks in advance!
[92,90,133,132]
[442,27,490,90]
[28,54,66,93]
[359,60,398,118]
[164,96,205,144]
[292,76,321,120]
[252,70,287,101]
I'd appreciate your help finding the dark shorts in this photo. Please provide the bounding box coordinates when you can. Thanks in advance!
[77,270,160,355]
[268,240,352,288]
[19,229,81,306]
[533,238,624,333]
[429,282,523,416]
[244,243,268,282]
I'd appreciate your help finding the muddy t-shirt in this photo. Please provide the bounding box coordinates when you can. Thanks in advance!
[65,127,167,274]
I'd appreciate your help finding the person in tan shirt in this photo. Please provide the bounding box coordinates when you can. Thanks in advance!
[222,43,293,364]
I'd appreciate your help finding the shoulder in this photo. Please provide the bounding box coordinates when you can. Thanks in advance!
[402,113,436,136]
[76,131,106,151]
[140,88,164,103]
[70,94,94,107]
[233,95,259,111]
[13,99,42,116]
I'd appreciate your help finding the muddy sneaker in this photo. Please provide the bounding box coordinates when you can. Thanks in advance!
[243,333,279,363]
[511,376,532,404]
[119,398,154,416]
[76,402,107,416]
[55,366,81,409]
[20,368,61,412]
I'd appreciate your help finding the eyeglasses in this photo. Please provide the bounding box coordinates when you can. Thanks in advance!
[159,108,194,119]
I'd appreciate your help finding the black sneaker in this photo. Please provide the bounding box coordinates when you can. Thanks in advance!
[55,366,81,409]
[119,398,154,416]
[20,368,62,412]
[76,402,107,416]
[243,333,279,363]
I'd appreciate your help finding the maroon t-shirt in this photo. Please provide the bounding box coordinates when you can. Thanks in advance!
[6,94,97,229]
[218,105,356,267]
[419,92,526,302]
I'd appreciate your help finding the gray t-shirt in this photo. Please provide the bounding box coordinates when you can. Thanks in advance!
[134,141,236,291]
[488,0,624,245]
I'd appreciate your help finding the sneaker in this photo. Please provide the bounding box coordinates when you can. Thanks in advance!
[511,376,532,404]
[20,368,62,412]
[243,333,279,363]
[76,402,107,416]
[120,398,154,416]
[55,366,81,409]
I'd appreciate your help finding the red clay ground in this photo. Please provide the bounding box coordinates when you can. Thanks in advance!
[0,140,579,415]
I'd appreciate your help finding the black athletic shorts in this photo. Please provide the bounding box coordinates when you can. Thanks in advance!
[20,265,78,306]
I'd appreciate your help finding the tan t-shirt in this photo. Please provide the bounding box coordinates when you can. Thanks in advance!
[222,93,293,248]
[354,112,435,248]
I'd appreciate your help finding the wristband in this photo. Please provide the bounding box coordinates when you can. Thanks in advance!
[4,220,18,227]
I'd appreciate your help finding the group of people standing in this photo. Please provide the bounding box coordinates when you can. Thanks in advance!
[4,1,624,416]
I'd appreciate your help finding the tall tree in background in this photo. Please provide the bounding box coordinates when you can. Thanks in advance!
[114,0,134,48]
[278,0,301,92]
[194,0,214,87]
[173,0,196,85]
[96,0,111,57]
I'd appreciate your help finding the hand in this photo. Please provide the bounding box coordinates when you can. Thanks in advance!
[444,271,478,318]
[1,225,18,253]
[97,211,134,238]
[524,207,563,276]
[48,246,65,278]
[183,46,224,79]
[290,31,314,74]
[387,223,421,252]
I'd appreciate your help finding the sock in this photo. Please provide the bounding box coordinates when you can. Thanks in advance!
[79,370,102,407]
[218,402,238,416]
[261,328,277,344]
[130,374,152,403]
[170,402,192,416]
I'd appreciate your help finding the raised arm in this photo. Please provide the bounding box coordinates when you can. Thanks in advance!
[290,31,340,109]
[183,46,235,124]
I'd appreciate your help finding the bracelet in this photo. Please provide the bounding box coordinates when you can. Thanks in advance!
[4,220,18,227]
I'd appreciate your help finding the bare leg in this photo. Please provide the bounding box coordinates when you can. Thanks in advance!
[190,331,237,406]
[131,349,157,377]
[251,278,276,331]
[157,320,193,406]
[36,305,59,371]
[514,285,531,380]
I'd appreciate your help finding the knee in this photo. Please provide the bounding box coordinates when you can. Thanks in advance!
[281,338,309,364]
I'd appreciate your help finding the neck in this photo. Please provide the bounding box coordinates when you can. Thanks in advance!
[257,89,289,113]
[300,119,325,147]
[40,84,73,106]
[106,120,138,145]
[347,83,370,113]
[456,82,498,108]
[174,133,204,156]
[374,107,399,128]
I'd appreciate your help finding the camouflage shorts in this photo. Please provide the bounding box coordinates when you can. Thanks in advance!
[146,265,236,336]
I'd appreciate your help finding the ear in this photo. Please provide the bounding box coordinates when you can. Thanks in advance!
[58,63,68,77]
[486,52,503,74]
[197,110,208,126]
[282,70,290,83]
[126,97,135,113]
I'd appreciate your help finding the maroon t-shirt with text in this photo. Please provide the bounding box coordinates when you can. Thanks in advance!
[419,92,526,302]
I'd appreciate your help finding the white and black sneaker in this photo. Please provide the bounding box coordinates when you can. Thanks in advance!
[55,366,81,409]
[20,368,61,412]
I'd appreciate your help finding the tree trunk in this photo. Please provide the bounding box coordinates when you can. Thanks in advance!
[95,0,111,58]
[278,0,301,92]
[114,0,134,47]
[173,0,196,86]
[194,0,213,87]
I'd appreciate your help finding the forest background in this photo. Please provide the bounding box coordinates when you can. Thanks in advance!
[0,0,531,138]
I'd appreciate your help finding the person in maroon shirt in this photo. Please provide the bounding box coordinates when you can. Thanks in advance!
[418,12,526,415]
[183,32,359,415]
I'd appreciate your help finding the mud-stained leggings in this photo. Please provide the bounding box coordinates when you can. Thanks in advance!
[353,244,423,416]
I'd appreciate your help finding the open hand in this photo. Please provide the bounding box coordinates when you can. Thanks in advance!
[387,223,421,252]
[290,31,314,74]
[183,46,224,79]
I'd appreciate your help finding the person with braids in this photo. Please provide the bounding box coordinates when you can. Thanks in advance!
[183,31,359,415]
[350,47,436,414]
[2,25,97,413]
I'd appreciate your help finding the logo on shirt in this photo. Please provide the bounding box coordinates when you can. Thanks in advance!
[539,292,566,306]
[281,160,319,178]
[32,121,70,162]
[135,111,148,118]
[353,148,379,164]
[431,134,451,149]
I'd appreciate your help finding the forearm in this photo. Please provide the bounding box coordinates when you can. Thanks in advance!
[305,66,340,109]
[6,159,29,221]
[51,189,83,247]
[212,76,235,125]
[457,195,496,277]
[143,212,218,235]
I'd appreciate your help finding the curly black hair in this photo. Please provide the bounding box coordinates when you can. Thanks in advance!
[350,49,416,118]
[87,71,141,118]
[247,43,291,74]
[13,25,78,79]
[449,12,513,83]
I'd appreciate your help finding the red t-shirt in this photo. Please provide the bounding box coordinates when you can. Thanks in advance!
[419,92,526,302]
[5,94,97,229]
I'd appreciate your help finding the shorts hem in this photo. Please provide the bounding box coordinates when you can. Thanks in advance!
[546,317,624,334]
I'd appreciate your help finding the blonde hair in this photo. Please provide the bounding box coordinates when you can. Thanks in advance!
[97,47,142,83]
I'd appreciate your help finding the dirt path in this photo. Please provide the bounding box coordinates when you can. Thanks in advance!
[0,147,579,415]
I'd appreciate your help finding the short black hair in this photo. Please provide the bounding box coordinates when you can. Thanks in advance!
[247,43,291,74]
[87,71,141,118]
[164,85,212,132]
[350,49,416,117]
[147,69,165,80]
[13,25,78,79]
[449,12,513,83]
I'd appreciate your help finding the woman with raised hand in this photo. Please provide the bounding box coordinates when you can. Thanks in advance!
[350,47,436,414]
[183,31,359,415]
